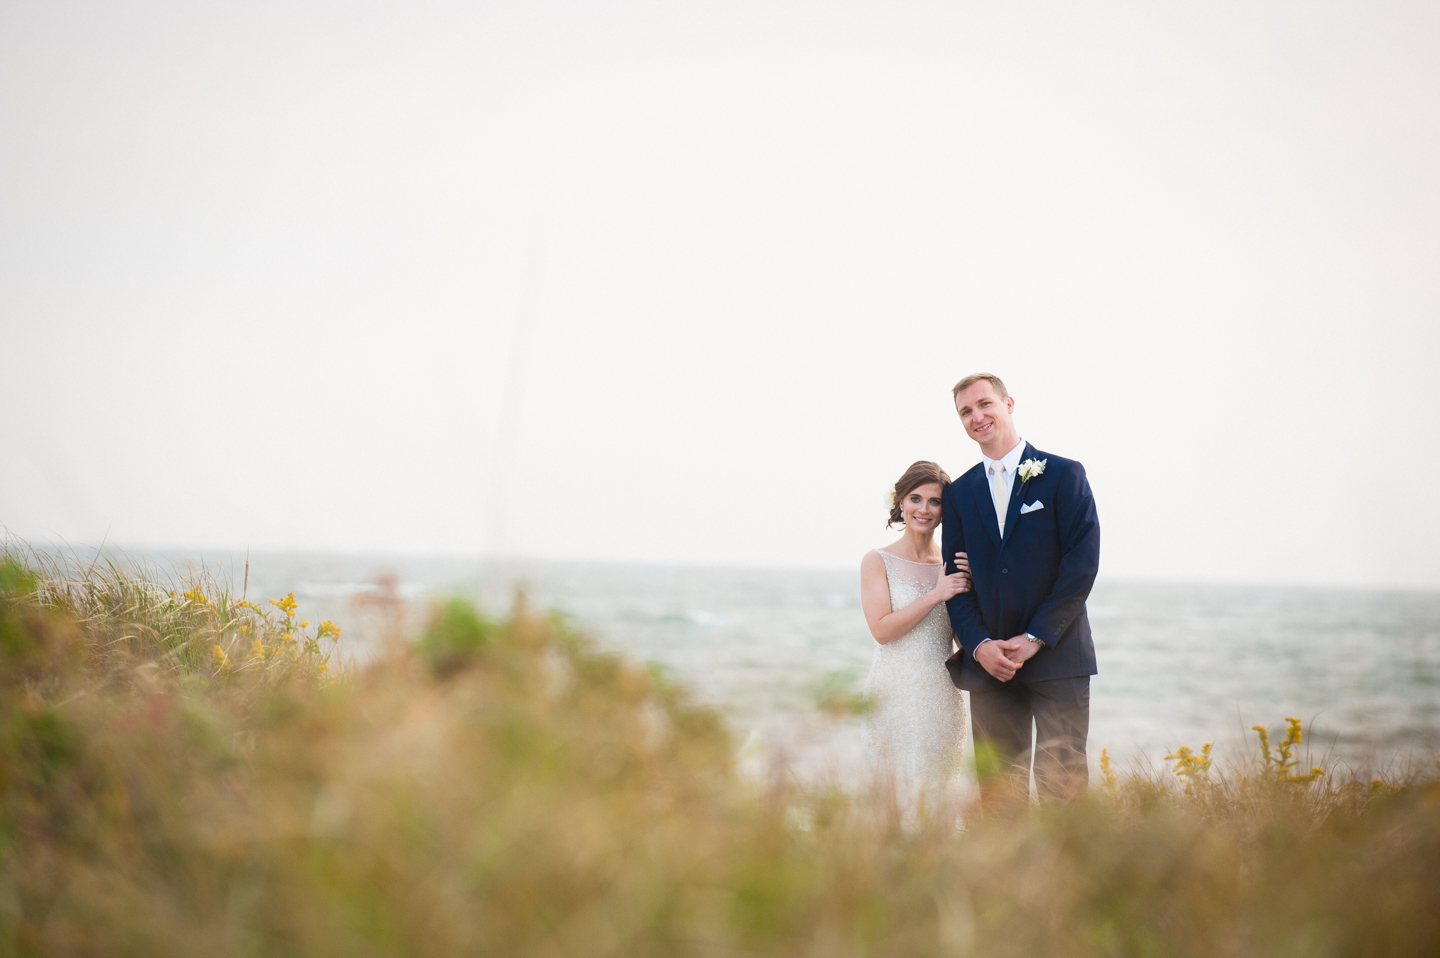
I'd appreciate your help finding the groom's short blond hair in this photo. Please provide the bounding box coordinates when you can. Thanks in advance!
[951,373,1009,401]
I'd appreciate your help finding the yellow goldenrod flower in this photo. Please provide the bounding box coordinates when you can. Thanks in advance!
[250,639,266,660]
[318,620,342,642]
[1253,719,1322,785]
[1283,717,1304,750]
[1099,748,1119,799]
[269,593,298,617]
[1164,742,1213,794]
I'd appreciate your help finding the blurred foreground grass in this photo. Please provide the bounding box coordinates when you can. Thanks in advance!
[2,551,1438,957]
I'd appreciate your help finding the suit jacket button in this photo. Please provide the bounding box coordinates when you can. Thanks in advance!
[1001,568,1008,574]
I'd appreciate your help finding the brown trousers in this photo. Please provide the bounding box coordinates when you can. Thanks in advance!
[970,675,1090,804]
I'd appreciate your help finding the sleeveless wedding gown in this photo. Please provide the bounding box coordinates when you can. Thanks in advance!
[861,550,969,812]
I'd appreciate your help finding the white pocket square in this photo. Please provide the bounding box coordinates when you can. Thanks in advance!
[1019,501,1044,514]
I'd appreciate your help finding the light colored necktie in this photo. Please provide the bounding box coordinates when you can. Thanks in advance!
[990,461,1009,532]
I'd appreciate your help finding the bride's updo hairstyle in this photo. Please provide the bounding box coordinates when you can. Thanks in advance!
[887,460,952,528]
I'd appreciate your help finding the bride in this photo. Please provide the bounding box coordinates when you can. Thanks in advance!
[859,460,971,815]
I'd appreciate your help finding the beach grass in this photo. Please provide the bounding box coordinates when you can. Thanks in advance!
[1,550,1438,957]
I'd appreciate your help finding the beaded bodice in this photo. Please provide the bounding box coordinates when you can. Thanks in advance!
[875,550,953,659]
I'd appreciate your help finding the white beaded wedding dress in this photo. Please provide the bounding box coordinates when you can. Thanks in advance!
[861,550,969,814]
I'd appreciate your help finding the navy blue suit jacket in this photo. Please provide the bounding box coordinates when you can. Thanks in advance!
[941,442,1100,692]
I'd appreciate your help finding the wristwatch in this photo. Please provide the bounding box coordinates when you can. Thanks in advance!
[1024,632,1042,645]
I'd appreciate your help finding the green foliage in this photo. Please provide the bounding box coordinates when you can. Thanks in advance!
[971,739,1008,789]
[418,597,499,676]
[811,670,873,718]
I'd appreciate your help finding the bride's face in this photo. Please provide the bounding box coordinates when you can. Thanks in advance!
[901,482,944,533]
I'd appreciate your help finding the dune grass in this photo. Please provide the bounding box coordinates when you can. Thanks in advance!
[4,545,342,683]
[1,552,1438,957]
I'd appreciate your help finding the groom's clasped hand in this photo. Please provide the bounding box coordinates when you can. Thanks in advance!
[968,616,1042,682]
[960,549,1045,683]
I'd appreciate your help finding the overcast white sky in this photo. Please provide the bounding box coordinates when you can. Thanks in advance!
[2,0,1437,588]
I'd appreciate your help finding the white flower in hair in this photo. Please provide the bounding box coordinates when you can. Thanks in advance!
[1018,458,1047,481]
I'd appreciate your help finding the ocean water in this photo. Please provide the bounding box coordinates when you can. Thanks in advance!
[154,551,1440,780]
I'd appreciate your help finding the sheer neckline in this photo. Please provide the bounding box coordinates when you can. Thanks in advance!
[877,550,942,566]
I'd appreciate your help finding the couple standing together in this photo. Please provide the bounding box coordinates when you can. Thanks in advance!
[859,372,1101,810]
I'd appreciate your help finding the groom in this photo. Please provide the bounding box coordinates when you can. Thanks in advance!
[941,373,1099,803]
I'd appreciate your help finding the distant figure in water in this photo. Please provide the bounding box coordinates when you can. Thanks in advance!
[859,460,971,819]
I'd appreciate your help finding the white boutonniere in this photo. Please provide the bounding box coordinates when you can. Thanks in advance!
[1017,458,1047,482]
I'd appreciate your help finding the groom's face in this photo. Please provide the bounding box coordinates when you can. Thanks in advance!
[954,382,1016,447]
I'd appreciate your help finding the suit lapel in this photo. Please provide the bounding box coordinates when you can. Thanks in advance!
[999,442,1036,546]
[969,467,1002,547]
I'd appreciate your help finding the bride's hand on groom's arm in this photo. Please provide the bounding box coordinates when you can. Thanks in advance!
[931,570,971,601]
[931,552,972,600]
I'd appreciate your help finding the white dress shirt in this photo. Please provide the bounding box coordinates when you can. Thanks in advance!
[975,437,1037,655]
[981,437,1027,533]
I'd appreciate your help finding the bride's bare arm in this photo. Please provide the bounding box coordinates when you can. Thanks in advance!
[861,551,970,645]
